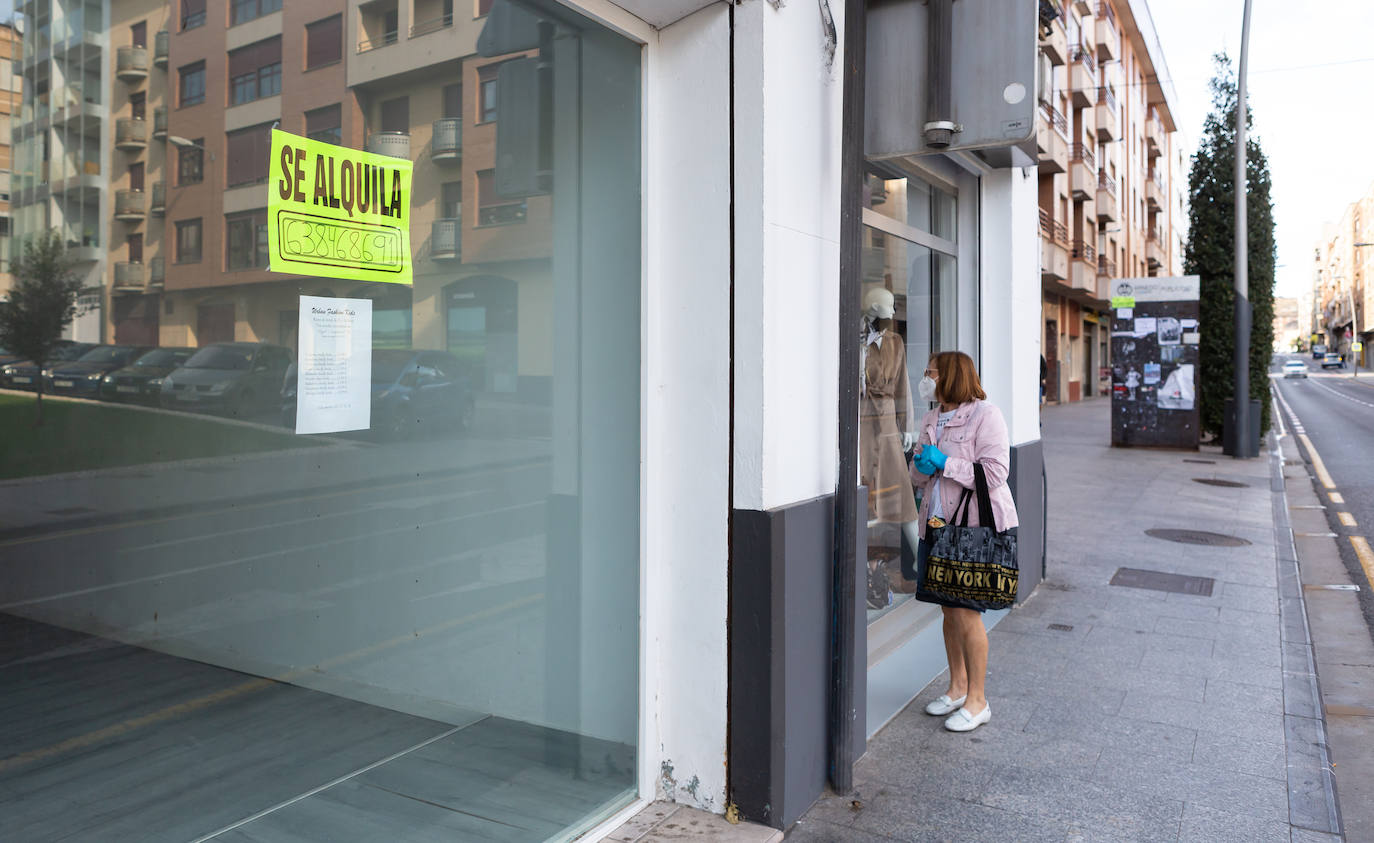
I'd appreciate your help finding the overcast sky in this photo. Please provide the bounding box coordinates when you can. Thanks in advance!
[1144,0,1374,301]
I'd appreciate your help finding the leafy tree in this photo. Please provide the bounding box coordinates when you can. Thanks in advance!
[0,231,86,426]
[1184,53,1277,438]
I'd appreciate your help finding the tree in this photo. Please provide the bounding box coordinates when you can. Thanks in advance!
[0,231,86,426]
[1184,53,1277,439]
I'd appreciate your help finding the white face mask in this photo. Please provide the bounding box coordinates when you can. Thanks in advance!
[918,376,937,401]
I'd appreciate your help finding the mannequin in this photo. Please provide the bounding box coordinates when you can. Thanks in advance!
[859,288,922,560]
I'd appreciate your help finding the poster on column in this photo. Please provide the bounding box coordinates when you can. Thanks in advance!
[296,295,372,435]
[1109,276,1201,449]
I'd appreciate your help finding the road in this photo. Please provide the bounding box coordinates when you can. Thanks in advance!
[1271,351,1374,635]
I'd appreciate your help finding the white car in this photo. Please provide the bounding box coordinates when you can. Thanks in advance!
[1283,360,1308,378]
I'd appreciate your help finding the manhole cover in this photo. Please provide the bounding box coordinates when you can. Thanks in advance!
[1146,528,1251,547]
[1183,458,1217,464]
[1047,623,1075,632]
[1192,478,1249,488]
[1110,567,1216,597]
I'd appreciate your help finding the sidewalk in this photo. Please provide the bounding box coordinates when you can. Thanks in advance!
[788,399,1344,842]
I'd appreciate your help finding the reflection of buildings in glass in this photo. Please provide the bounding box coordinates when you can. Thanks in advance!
[0,23,18,298]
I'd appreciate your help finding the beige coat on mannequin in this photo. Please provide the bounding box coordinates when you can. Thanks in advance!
[860,326,918,523]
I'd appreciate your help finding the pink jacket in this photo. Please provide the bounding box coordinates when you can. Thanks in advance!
[910,399,1019,541]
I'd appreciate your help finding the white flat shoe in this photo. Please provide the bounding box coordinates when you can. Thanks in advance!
[924,694,967,716]
[943,705,991,732]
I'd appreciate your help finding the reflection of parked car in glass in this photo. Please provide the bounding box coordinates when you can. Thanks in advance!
[160,342,293,417]
[1,342,97,390]
[100,347,197,404]
[46,345,153,397]
[279,349,476,438]
[1321,352,1346,370]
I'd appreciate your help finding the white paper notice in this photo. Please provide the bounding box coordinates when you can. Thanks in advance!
[296,295,372,435]
[1133,317,1157,337]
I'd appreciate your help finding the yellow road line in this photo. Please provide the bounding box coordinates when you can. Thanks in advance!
[1331,492,1345,504]
[1339,512,1358,527]
[1298,433,1336,489]
[0,592,544,774]
[1351,537,1374,592]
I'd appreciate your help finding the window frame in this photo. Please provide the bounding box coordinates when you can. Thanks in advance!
[225,209,269,271]
[180,0,206,31]
[231,0,282,27]
[175,218,203,264]
[305,104,342,146]
[178,138,204,186]
[304,15,343,71]
[179,62,206,108]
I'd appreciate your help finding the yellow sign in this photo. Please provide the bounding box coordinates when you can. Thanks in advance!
[268,129,413,285]
[1110,296,1135,309]
[1356,342,1365,352]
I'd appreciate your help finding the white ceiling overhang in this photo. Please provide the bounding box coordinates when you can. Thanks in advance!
[606,0,721,29]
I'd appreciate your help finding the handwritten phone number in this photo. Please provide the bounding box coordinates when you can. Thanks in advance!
[279,217,403,270]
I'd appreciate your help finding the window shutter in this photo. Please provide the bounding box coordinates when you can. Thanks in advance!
[229,37,280,78]
[182,0,205,23]
[306,16,342,69]
[306,104,340,136]
[227,124,271,186]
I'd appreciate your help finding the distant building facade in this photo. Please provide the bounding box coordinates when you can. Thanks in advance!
[1314,181,1374,365]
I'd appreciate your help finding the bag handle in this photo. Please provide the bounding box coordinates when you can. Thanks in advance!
[951,487,974,527]
[972,463,996,529]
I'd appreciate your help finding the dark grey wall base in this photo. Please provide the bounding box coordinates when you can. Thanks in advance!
[1009,440,1046,599]
[730,493,848,830]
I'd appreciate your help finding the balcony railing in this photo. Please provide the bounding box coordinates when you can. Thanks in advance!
[1070,45,1097,76]
[357,31,398,54]
[367,132,410,159]
[1071,239,1096,262]
[114,189,145,220]
[151,181,165,214]
[116,46,148,81]
[1097,86,1117,112]
[432,118,461,162]
[1097,254,1117,277]
[115,118,147,149]
[1041,103,1068,138]
[1097,168,1117,197]
[1097,0,1117,27]
[410,13,453,37]
[431,218,460,260]
[154,30,169,67]
[114,261,145,288]
[153,106,167,140]
[1070,143,1095,169]
[149,256,165,285]
[1039,207,1069,245]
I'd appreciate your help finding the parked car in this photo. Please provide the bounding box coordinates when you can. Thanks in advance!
[0,347,27,367]
[279,349,475,438]
[45,345,152,397]
[1312,343,1328,360]
[1,342,97,390]
[1282,359,1308,379]
[1321,352,1346,370]
[160,342,293,417]
[100,347,197,404]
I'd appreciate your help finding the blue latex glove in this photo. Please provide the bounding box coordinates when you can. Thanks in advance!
[922,444,948,471]
[912,449,937,476]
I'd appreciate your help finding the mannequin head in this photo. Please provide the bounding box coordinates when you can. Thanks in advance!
[863,287,895,323]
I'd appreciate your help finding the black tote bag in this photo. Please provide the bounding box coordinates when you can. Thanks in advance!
[917,463,1019,611]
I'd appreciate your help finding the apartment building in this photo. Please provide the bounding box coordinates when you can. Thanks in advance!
[12,0,108,340]
[0,23,20,296]
[1037,0,1181,403]
[1313,182,1374,365]
[1272,296,1299,353]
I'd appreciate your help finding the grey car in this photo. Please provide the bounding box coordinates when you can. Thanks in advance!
[160,342,294,417]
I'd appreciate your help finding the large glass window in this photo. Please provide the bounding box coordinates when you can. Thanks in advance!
[3,3,643,840]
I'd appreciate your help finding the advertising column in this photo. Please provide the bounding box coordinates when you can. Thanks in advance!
[1109,275,1201,448]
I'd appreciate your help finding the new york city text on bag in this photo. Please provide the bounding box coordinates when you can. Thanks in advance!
[921,462,1019,610]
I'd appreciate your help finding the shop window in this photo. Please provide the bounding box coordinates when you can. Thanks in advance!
[226,210,268,270]
[175,218,201,263]
[181,0,206,30]
[476,169,525,226]
[179,61,206,107]
[230,38,283,106]
[305,104,342,146]
[231,0,282,26]
[225,124,272,187]
[178,138,204,185]
[305,15,342,70]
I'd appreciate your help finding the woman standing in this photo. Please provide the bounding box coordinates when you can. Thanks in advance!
[907,351,1018,732]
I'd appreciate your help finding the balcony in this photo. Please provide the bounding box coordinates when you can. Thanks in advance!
[116,46,148,82]
[431,218,460,261]
[1069,144,1096,199]
[1069,48,1097,108]
[149,256,165,286]
[367,132,410,160]
[1039,208,1070,283]
[1038,0,1068,65]
[1037,104,1069,174]
[113,261,146,290]
[1146,229,1166,268]
[1095,4,1119,62]
[153,106,167,140]
[1097,254,1117,280]
[409,12,453,38]
[1094,88,1118,141]
[115,189,146,221]
[1146,108,1164,157]
[154,30,169,68]
[1096,170,1119,223]
[1146,170,1164,210]
[151,181,166,215]
[432,118,461,163]
[115,118,147,150]
[1071,240,1097,293]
